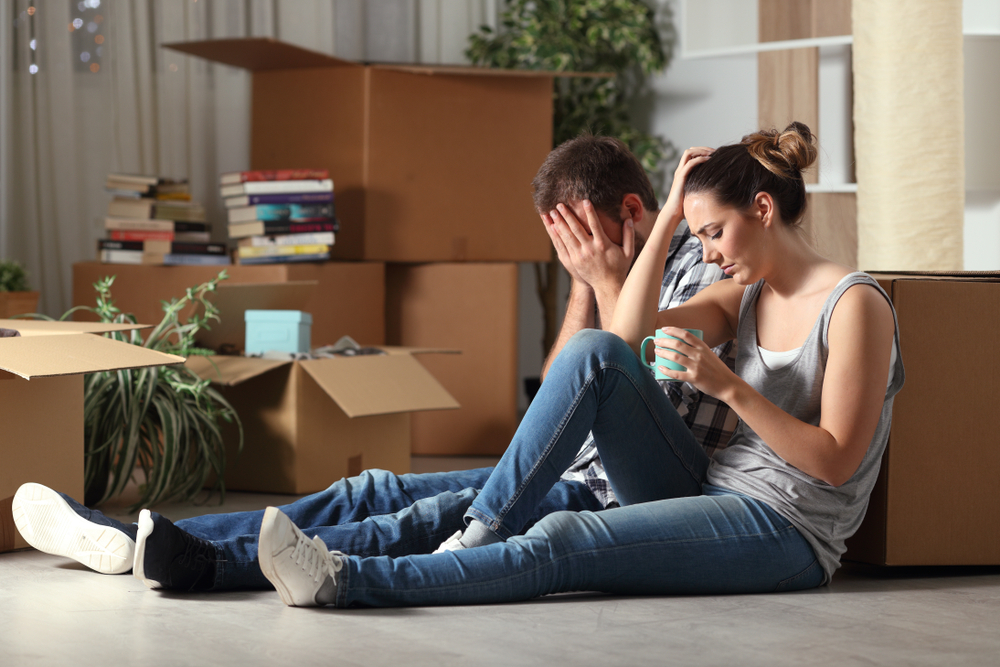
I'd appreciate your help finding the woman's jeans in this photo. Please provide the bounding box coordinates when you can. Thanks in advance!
[335,330,824,607]
[177,468,602,590]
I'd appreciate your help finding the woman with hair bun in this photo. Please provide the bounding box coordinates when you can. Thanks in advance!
[257,123,904,608]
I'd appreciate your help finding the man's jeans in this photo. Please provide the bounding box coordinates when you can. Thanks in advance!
[334,330,824,607]
[177,467,602,590]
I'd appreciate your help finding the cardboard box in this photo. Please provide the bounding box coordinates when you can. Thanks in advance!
[162,38,554,263]
[187,348,459,494]
[386,263,519,456]
[845,272,1000,565]
[244,310,312,354]
[0,320,184,552]
[73,261,386,347]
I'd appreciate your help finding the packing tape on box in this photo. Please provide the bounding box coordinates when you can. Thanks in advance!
[853,0,965,271]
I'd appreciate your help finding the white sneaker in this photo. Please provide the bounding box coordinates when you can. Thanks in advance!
[433,530,466,554]
[258,507,343,607]
[11,482,135,575]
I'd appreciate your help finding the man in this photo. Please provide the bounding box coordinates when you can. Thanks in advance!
[13,135,736,592]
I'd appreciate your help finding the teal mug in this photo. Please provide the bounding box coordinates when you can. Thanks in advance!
[640,328,703,381]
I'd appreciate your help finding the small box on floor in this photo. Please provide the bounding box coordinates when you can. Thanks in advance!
[245,310,312,355]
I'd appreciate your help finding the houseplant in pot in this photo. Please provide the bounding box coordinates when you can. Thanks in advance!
[43,271,243,509]
[0,260,40,318]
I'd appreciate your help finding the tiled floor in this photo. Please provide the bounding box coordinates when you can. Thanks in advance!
[3,459,1000,666]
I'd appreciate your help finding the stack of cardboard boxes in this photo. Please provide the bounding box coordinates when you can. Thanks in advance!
[74,37,560,492]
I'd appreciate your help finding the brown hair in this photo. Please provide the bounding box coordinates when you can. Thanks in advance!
[684,121,818,225]
[531,135,659,220]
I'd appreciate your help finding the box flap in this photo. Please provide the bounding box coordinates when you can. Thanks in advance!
[0,319,153,336]
[869,270,1000,282]
[197,281,317,351]
[379,346,461,356]
[299,354,459,418]
[162,37,612,79]
[162,38,360,71]
[0,334,184,379]
[372,63,614,79]
[185,355,292,386]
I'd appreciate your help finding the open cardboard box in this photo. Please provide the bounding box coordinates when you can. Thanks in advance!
[845,271,1000,566]
[187,347,460,494]
[0,319,185,553]
[160,38,595,262]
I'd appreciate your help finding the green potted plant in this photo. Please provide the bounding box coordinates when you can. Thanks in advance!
[0,260,40,318]
[467,0,676,364]
[40,271,243,509]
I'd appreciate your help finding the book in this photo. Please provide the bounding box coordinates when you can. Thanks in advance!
[106,173,159,186]
[219,179,333,199]
[237,251,331,265]
[236,243,330,259]
[108,230,175,242]
[223,192,333,208]
[236,232,335,248]
[162,254,231,266]
[227,203,335,224]
[99,249,166,265]
[105,175,190,198]
[219,169,329,186]
[173,231,212,243]
[107,198,206,222]
[227,220,338,239]
[99,239,227,255]
[105,217,210,233]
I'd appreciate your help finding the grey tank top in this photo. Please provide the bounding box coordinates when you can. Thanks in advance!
[705,272,905,582]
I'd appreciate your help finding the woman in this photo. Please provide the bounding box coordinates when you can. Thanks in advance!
[256,122,904,607]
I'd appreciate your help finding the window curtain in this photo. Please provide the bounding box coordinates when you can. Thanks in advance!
[1,0,496,316]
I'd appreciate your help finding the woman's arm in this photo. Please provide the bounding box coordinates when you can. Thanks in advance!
[661,284,895,487]
[609,148,713,353]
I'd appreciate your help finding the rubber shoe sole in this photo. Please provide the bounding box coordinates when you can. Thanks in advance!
[132,509,161,589]
[12,482,134,575]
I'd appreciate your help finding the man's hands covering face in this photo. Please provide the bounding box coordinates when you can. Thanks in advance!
[542,200,635,292]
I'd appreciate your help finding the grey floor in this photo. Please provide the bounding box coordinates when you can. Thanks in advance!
[3,458,1000,667]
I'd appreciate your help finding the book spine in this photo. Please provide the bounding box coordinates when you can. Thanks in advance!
[162,254,232,266]
[237,243,330,258]
[224,192,334,208]
[237,252,331,265]
[221,179,334,197]
[99,239,144,251]
[171,221,210,233]
[228,221,338,238]
[226,169,330,183]
[169,242,228,255]
[229,204,334,223]
[237,232,335,247]
[104,217,175,232]
[99,249,144,264]
[108,230,175,242]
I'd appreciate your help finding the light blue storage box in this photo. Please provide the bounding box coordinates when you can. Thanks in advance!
[244,310,312,354]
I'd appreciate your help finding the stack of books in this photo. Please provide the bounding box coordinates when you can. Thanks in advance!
[221,169,336,265]
[100,173,229,266]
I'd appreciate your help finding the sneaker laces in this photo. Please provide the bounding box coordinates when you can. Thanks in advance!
[177,532,217,568]
[290,533,343,585]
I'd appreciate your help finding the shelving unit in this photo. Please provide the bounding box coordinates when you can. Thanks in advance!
[681,0,1000,270]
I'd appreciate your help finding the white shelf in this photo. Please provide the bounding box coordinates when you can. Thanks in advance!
[806,183,858,194]
[683,35,852,60]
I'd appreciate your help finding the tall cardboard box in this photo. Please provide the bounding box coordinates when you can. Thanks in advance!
[187,350,458,494]
[386,263,519,456]
[845,273,1000,565]
[73,261,386,347]
[162,38,554,263]
[0,320,184,553]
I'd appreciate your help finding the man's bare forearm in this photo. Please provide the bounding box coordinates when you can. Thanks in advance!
[541,280,595,380]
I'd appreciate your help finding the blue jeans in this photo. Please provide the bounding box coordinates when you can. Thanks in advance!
[177,467,602,590]
[334,330,824,607]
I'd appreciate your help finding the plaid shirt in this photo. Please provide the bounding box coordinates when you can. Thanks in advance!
[559,226,739,507]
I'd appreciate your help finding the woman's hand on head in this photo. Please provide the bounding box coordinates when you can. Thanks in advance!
[654,326,735,399]
[658,147,714,232]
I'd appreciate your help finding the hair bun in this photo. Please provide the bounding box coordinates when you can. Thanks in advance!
[742,122,818,178]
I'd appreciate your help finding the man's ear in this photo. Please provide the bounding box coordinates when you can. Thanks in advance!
[754,192,775,228]
[620,193,645,222]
